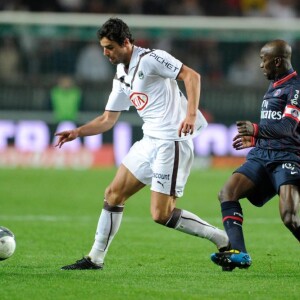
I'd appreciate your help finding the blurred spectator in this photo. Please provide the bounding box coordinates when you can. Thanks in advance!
[265,0,298,45]
[169,0,205,16]
[265,0,297,18]
[49,75,82,122]
[202,0,241,16]
[84,0,106,13]
[75,42,114,82]
[19,0,61,11]
[141,0,171,15]
[39,40,78,76]
[240,0,266,17]
[57,0,84,12]
[227,43,263,86]
[199,40,224,82]
[180,40,223,82]
[226,0,243,15]
[0,36,22,82]
[0,0,26,10]
[114,0,143,14]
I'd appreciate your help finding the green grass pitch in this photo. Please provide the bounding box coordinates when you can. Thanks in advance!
[0,167,299,300]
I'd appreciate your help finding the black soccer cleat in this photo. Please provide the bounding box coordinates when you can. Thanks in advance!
[61,256,103,270]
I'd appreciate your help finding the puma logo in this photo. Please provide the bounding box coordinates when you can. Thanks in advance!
[157,181,165,188]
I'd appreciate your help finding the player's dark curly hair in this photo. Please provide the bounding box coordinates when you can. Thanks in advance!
[97,18,134,46]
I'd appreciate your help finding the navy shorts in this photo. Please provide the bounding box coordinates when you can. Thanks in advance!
[234,147,300,207]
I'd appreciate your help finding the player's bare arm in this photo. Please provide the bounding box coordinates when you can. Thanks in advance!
[177,64,201,137]
[55,111,121,148]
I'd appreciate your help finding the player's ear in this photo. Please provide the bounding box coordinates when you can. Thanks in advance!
[123,38,131,47]
[274,56,282,67]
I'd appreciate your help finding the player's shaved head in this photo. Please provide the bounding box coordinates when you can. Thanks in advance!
[260,39,293,79]
[261,39,292,60]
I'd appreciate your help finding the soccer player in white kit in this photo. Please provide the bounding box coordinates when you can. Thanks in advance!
[55,18,229,270]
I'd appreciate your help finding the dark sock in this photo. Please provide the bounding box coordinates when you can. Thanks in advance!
[221,201,247,252]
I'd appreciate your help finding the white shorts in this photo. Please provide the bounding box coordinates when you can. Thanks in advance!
[122,136,194,198]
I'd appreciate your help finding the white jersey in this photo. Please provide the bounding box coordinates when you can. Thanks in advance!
[105,46,207,140]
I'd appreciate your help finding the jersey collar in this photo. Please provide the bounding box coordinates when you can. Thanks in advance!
[127,46,140,73]
[273,69,297,88]
[115,46,139,80]
[116,46,142,79]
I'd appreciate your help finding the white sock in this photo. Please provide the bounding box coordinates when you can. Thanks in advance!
[167,208,229,250]
[88,203,124,264]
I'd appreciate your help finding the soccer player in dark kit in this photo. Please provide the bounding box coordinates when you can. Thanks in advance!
[210,39,300,271]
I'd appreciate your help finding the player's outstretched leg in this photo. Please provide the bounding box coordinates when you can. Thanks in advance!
[165,208,230,251]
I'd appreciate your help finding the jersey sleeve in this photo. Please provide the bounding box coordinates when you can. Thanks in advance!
[258,86,300,138]
[105,78,132,111]
[143,50,182,79]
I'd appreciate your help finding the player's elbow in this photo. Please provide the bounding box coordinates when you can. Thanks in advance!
[188,69,200,85]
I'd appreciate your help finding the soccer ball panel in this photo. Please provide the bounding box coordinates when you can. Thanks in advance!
[0,226,16,260]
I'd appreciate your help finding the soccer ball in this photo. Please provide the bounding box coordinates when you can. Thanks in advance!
[0,226,16,260]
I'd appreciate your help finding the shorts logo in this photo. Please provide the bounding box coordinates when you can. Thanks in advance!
[282,162,298,175]
[153,173,170,180]
[130,92,148,110]
[157,181,166,188]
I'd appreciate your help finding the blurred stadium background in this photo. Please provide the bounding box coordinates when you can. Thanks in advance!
[2,4,300,300]
[1,0,300,169]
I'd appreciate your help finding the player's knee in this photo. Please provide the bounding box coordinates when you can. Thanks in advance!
[279,204,299,229]
[218,185,239,202]
[217,190,224,202]
[280,210,295,229]
[104,185,125,206]
[218,188,231,203]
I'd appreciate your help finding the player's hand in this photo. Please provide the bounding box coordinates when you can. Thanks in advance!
[178,116,196,137]
[232,135,256,150]
[54,129,79,148]
[236,121,258,137]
